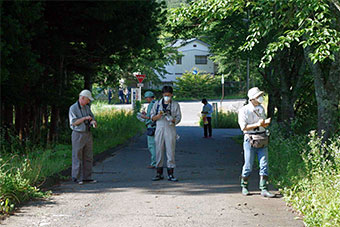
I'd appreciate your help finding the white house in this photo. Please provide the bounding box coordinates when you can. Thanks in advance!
[154,38,217,87]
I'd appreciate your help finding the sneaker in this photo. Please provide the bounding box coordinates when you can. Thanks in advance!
[152,174,164,181]
[73,178,83,185]
[261,189,275,198]
[83,179,97,184]
[167,175,178,182]
[242,187,250,196]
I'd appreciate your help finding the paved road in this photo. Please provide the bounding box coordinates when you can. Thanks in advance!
[2,101,303,227]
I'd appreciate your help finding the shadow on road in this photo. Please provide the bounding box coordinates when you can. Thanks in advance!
[41,126,277,199]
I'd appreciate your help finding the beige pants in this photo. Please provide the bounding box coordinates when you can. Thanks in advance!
[72,131,93,181]
[155,125,176,168]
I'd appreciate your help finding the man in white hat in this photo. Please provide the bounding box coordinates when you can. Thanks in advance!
[69,89,97,185]
[237,87,275,197]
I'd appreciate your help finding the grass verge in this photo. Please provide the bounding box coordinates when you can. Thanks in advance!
[199,110,239,128]
[0,104,144,214]
[269,125,340,226]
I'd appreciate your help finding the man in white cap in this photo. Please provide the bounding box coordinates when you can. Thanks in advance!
[69,89,97,185]
[238,87,274,197]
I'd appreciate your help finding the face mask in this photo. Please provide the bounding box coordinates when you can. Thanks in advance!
[257,96,264,104]
[164,96,171,102]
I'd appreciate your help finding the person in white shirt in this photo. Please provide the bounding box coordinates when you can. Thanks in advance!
[201,99,213,138]
[238,87,275,198]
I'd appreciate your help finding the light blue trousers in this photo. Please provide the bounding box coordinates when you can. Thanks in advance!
[241,137,269,177]
[147,135,156,166]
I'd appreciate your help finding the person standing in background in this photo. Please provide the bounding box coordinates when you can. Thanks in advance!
[108,89,112,104]
[118,88,125,104]
[201,98,213,138]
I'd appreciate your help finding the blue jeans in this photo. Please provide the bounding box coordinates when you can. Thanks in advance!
[241,136,269,177]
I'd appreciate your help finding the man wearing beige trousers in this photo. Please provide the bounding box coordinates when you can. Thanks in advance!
[69,89,97,185]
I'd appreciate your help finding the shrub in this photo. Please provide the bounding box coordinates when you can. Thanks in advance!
[199,110,239,128]
[269,125,340,226]
[174,71,218,98]
[0,157,46,214]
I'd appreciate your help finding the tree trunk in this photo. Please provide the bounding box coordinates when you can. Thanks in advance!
[14,105,24,141]
[304,46,340,140]
[49,105,59,143]
[84,72,92,90]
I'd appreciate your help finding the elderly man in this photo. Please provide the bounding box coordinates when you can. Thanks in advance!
[69,89,97,185]
[238,87,274,197]
[140,91,157,169]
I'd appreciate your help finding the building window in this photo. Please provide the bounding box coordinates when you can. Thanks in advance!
[193,44,197,47]
[195,55,207,64]
[176,57,182,64]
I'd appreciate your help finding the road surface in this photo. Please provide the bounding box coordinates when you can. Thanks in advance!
[2,100,303,227]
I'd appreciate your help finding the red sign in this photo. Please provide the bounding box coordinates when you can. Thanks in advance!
[135,74,146,83]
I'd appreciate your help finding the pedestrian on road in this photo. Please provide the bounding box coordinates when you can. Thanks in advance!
[238,87,275,197]
[108,88,112,104]
[119,88,125,104]
[201,98,213,138]
[69,89,97,185]
[124,88,130,104]
[140,91,157,169]
[151,86,182,181]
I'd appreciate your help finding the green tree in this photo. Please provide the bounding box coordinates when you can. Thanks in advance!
[167,0,340,138]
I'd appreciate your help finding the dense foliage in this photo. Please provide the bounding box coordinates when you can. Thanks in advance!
[269,126,340,226]
[167,0,340,139]
[1,1,169,145]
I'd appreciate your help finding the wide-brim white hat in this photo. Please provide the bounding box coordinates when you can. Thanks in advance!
[247,87,264,100]
[79,89,94,101]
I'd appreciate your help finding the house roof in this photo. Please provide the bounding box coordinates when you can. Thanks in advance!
[171,38,210,48]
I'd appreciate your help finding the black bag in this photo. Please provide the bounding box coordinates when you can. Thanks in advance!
[249,133,269,148]
[147,127,156,136]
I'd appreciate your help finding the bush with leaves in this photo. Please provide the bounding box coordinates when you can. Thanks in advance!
[174,71,219,99]
[269,124,340,226]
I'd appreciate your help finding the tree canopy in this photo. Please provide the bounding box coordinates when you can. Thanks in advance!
[1,0,169,143]
[167,0,340,138]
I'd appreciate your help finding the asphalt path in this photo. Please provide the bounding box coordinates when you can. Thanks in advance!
[2,100,303,227]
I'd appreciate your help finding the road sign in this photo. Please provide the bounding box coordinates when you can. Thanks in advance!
[135,74,146,83]
[193,69,198,75]
[137,83,144,87]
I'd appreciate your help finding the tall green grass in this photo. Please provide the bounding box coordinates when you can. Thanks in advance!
[0,105,144,214]
[199,110,239,128]
[269,125,340,226]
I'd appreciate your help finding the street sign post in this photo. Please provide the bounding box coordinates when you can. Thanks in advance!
[220,74,224,109]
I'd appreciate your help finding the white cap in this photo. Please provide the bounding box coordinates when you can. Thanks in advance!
[247,87,264,100]
[79,89,94,101]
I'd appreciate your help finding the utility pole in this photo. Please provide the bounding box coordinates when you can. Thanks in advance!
[246,9,250,91]
[220,74,224,109]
